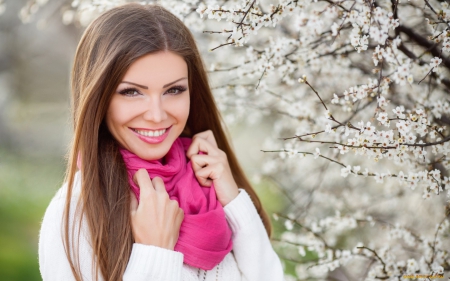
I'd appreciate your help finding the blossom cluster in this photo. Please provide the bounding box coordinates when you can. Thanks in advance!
[189,0,450,278]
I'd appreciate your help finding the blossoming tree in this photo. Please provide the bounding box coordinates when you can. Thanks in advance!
[18,0,450,279]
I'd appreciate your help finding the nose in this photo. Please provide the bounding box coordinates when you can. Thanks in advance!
[142,96,168,123]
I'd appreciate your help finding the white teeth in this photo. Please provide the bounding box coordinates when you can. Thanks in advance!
[135,129,166,137]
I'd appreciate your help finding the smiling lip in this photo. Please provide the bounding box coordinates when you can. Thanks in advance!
[130,126,172,144]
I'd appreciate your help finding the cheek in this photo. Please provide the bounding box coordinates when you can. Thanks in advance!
[180,95,190,122]
[168,94,190,122]
[106,99,130,130]
[105,110,117,133]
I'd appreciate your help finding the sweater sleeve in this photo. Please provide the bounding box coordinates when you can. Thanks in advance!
[223,189,284,281]
[38,185,184,281]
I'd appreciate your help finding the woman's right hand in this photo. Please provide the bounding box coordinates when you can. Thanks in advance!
[130,169,184,250]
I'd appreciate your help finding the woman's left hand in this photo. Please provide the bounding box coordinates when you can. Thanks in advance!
[186,130,239,206]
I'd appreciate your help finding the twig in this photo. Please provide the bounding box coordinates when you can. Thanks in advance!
[275,213,330,248]
[430,217,447,264]
[304,80,328,111]
[418,67,434,85]
[210,42,235,51]
[357,246,388,277]
[256,67,267,89]
[261,150,349,169]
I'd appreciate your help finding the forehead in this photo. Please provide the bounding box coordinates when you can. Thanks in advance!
[122,51,188,87]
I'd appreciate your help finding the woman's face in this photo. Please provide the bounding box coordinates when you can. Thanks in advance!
[106,51,190,160]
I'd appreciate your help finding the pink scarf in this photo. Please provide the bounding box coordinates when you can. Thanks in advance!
[119,137,233,270]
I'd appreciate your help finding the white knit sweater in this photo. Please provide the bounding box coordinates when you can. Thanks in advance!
[39,172,285,281]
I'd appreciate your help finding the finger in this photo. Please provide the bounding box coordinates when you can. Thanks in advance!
[195,167,212,186]
[190,154,218,173]
[169,199,180,210]
[186,137,219,159]
[133,169,155,199]
[130,190,138,214]
[194,130,218,147]
[194,164,220,186]
[151,176,167,194]
[175,208,184,227]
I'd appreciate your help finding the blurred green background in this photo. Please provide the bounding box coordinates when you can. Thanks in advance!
[0,1,291,280]
[0,1,76,280]
[0,151,65,281]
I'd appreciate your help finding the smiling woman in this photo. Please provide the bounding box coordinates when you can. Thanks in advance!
[38,3,284,281]
[106,51,190,161]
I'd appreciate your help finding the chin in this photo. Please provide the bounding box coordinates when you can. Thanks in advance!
[134,148,168,161]
[135,142,173,161]
[141,154,166,161]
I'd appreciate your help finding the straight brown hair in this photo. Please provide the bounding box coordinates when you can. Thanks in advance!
[64,3,272,280]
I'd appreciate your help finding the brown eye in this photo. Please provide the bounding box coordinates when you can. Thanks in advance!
[166,86,187,95]
[118,88,140,97]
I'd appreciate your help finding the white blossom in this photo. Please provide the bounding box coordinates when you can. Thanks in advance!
[430,57,442,70]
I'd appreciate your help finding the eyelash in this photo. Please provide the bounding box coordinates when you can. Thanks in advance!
[118,86,187,97]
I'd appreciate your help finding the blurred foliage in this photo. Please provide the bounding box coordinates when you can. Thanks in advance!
[0,149,65,281]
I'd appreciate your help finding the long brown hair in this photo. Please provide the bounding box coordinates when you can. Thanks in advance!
[64,3,272,281]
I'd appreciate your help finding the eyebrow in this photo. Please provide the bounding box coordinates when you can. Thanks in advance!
[121,77,188,89]
[163,77,188,88]
[121,81,148,89]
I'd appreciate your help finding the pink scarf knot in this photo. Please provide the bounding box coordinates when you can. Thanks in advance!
[120,137,233,270]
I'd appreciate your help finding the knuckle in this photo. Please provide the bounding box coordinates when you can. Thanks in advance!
[170,199,179,208]
[194,169,202,177]
[208,130,217,141]
[155,191,168,201]
[159,190,169,198]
